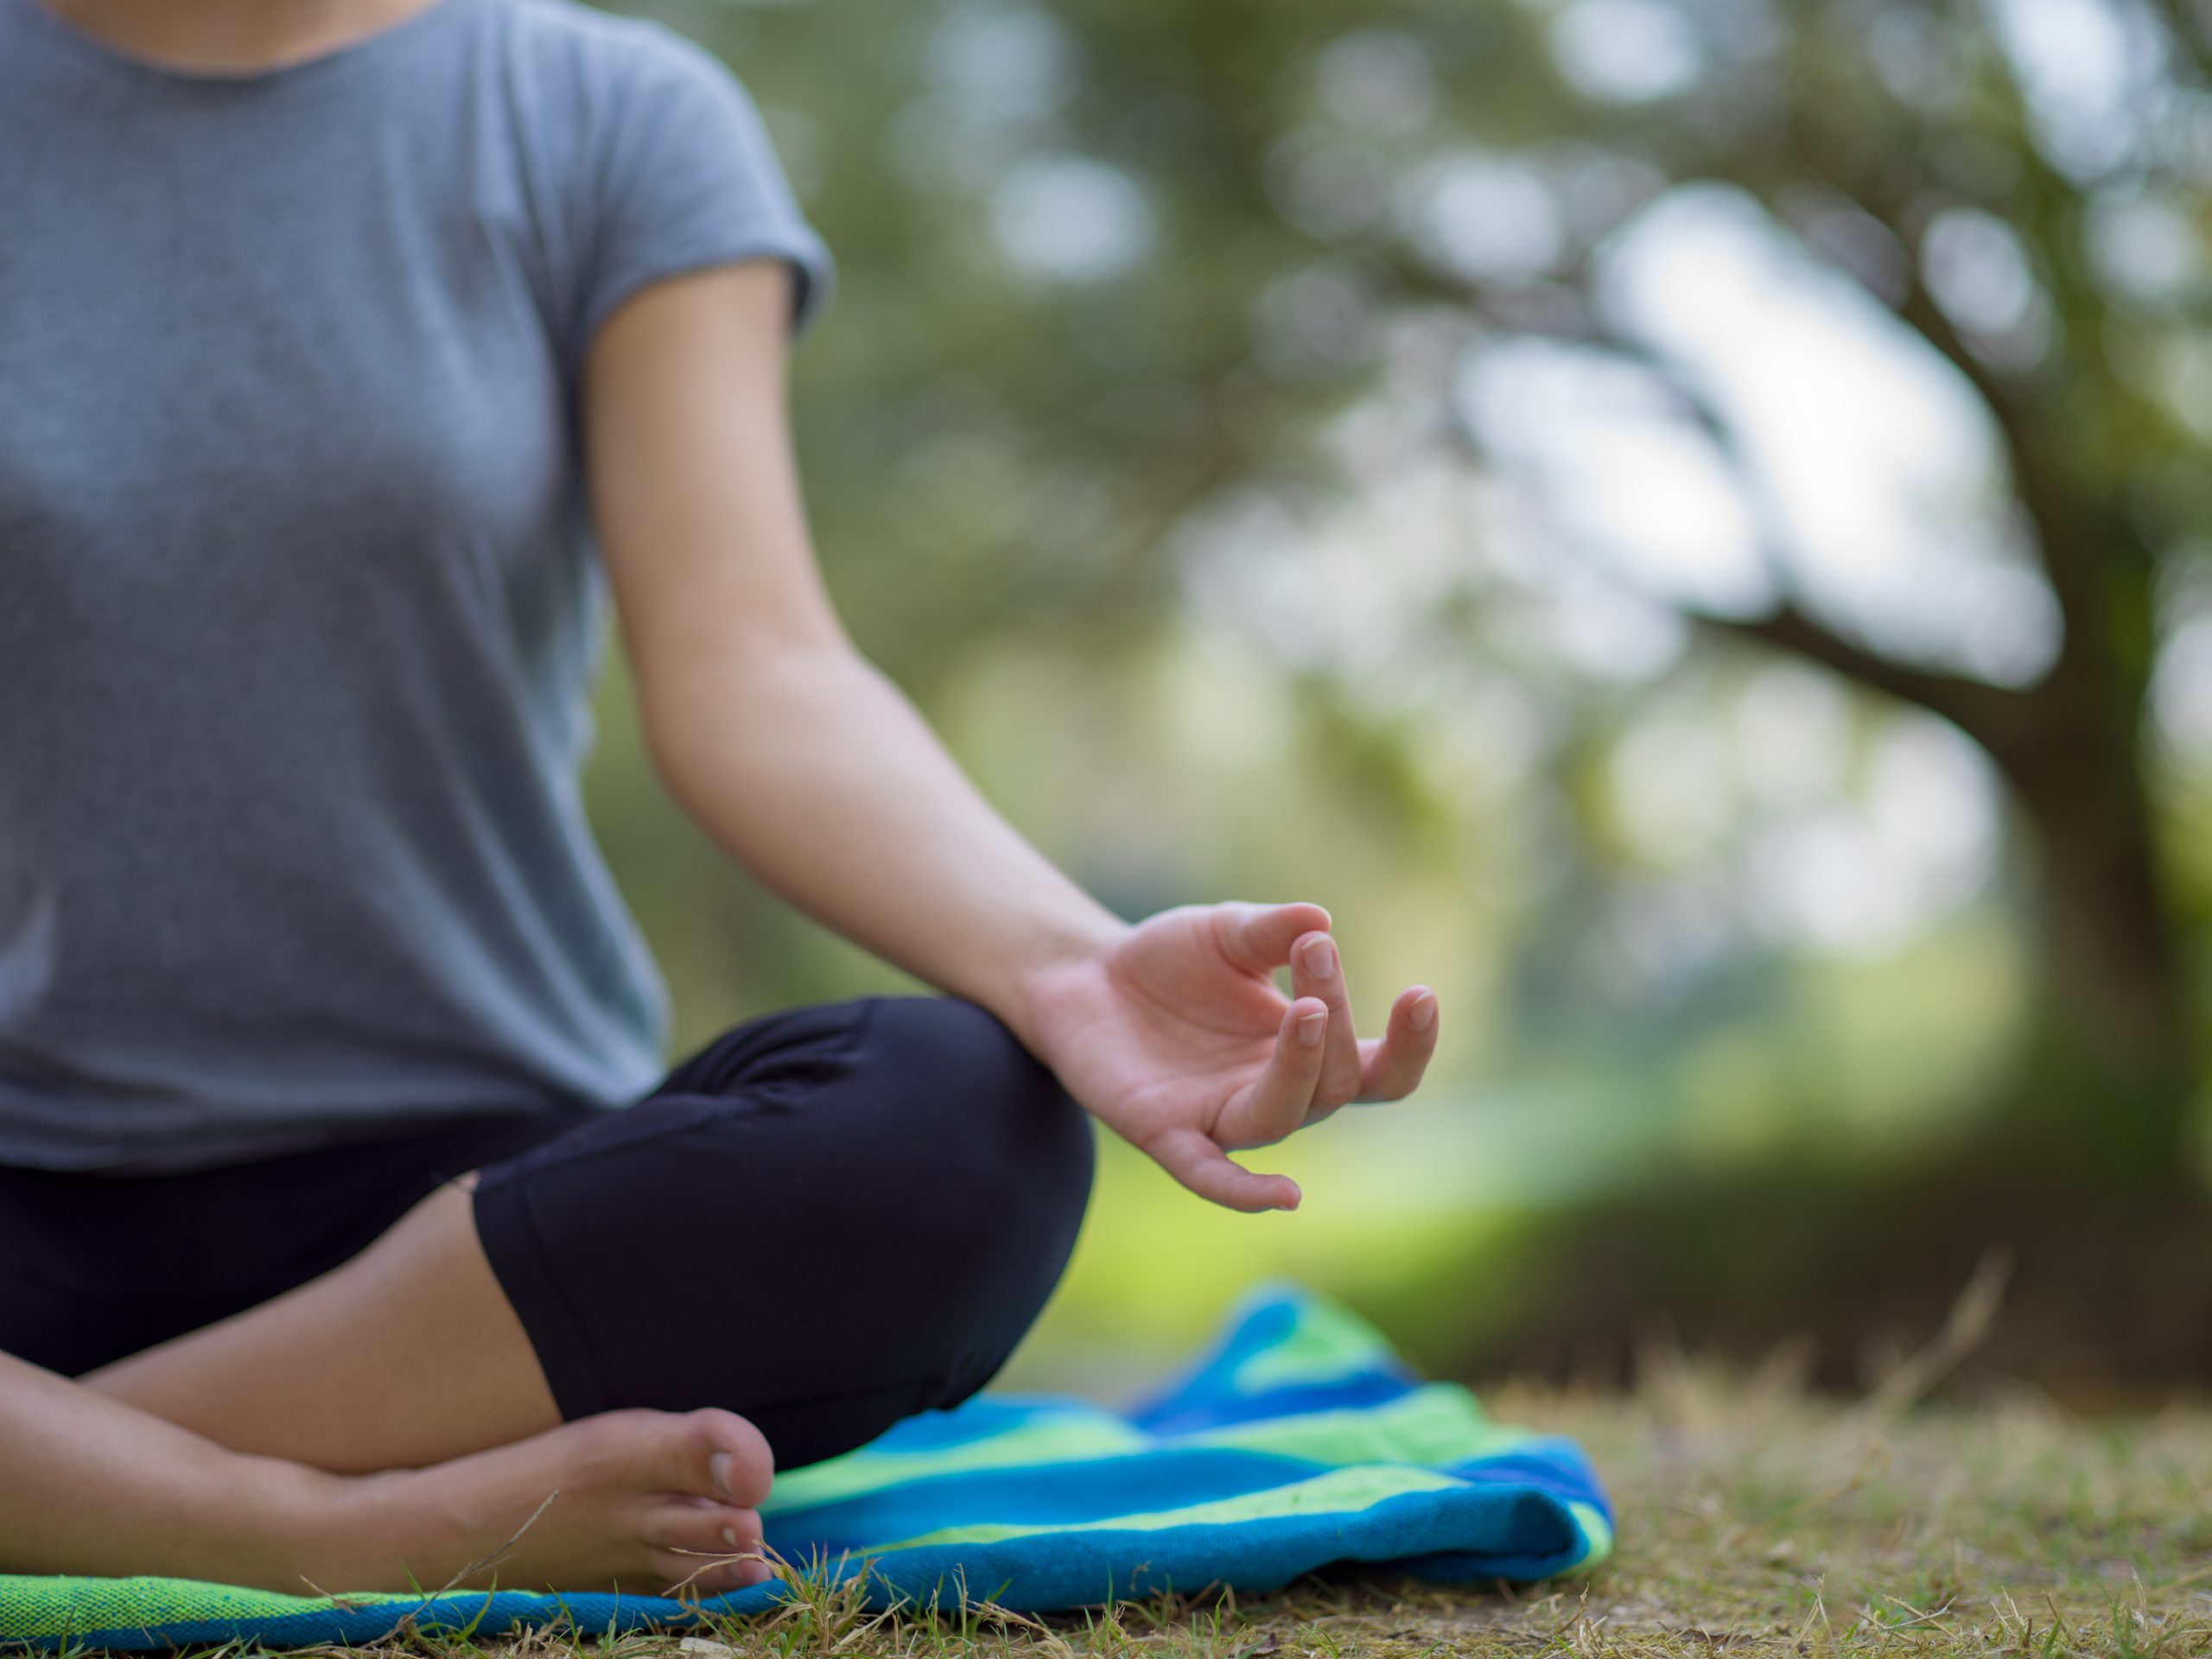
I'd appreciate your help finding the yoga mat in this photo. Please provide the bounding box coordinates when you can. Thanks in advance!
[0,1286,1611,1650]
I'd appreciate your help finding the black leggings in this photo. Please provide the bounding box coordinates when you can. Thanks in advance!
[0,998,1094,1471]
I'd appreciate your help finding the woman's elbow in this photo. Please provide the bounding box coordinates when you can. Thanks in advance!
[632,634,862,803]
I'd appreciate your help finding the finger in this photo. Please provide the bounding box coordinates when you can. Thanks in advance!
[1288,931,1363,1113]
[1356,985,1440,1103]
[1145,1125,1302,1213]
[1216,996,1329,1147]
[1210,900,1334,976]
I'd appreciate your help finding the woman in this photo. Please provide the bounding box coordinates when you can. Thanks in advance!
[0,0,1440,1595]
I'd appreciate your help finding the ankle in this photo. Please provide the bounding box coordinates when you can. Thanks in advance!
[221,1454,479,1599]
[282,1465,465,1596]
[154,1450,360,1595]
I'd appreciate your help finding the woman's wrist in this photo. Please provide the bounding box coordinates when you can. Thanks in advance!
[991,900,1128,1059]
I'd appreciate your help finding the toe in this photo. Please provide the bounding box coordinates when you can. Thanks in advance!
[590,1407,773,1506]
[653,1550,772,1598]
[690,1408,774,1506]
[645,1499,769,1599]
[647,1498,761,1559]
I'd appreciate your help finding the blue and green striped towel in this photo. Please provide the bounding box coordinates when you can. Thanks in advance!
[0,1286,1611,1649]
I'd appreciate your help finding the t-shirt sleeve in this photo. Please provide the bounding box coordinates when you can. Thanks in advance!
[578,29,833,351]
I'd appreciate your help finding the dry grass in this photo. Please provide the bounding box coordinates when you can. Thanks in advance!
[194,1353,2212,1659]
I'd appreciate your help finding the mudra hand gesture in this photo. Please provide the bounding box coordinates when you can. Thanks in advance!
[1023,901,1440,1212]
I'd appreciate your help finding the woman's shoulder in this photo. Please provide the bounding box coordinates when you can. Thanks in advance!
[457,0,826,349]
[475,0,750,111]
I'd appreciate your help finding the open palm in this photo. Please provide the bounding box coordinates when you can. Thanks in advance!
[1022,902,1439,1212]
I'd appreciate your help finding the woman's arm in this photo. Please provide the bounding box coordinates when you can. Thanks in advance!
[585,263,1439,1211]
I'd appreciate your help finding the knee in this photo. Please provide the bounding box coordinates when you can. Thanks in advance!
[861,997,1094,1242]
[853,997,1094,1369]
[487,995,1096,1460]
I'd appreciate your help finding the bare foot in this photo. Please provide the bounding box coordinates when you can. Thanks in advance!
[0,1344,774,1599]
[290,1408,775,1599]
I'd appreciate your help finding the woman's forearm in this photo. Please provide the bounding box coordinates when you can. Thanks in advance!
[586,269,1435,1213]
[642,638,1126,1047]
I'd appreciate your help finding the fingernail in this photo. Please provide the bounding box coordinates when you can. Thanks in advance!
[1300,937,1335,977]
[1410,994,1437,1033]
[1298,1009,1326,1045]
[722,1525,740,1547]
[710,1452,735,1497]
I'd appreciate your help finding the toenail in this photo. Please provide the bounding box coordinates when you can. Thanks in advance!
[710,1452,736,1497]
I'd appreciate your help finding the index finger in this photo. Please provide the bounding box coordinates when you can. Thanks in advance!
[1144,1126,1302,1213]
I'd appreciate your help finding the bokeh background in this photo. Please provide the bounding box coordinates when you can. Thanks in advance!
[582,0,2212,1400]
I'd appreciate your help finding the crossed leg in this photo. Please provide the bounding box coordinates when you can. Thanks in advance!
[2,1000,1086,1592]
[79,998,1095,1491]
[89,1179,563,1473]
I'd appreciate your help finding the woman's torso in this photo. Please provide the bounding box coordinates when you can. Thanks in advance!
[0,0,823,1171]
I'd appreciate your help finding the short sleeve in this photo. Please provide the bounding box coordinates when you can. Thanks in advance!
[579,29,833,350]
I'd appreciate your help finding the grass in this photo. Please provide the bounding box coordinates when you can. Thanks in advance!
[186,1351,2212,1659]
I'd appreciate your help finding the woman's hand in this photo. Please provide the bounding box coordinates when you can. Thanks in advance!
[1019,903,1439,1212]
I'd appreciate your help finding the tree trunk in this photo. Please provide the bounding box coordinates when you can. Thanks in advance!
[2007,764,2196,1188]
[1985,603,2198,1193]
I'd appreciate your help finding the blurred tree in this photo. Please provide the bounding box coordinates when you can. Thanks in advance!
[1423,0,2199,1192]
[1330,0,2212,1382]
[599,0,2212,1381]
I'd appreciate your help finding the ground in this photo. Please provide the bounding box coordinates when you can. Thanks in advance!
[204,1362,2212,1659]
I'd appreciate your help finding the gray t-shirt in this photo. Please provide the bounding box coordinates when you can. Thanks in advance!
[0,0,831,1172]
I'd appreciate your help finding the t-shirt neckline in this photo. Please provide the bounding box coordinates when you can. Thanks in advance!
[2,0,479,90]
